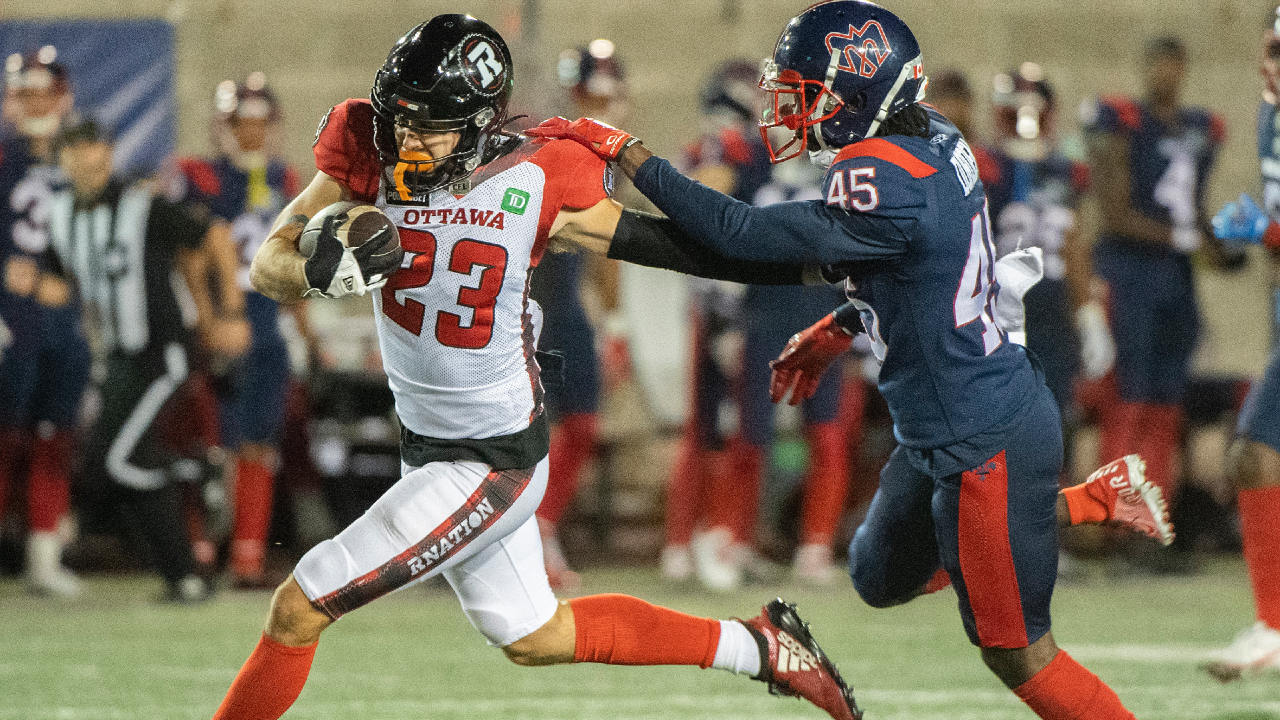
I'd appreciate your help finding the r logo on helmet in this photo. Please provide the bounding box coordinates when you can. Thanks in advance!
[825,21,893,79]
[463,38,506,93]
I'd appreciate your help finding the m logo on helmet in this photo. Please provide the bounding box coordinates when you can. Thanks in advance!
[825,21,893,79]
[463,38,505,92]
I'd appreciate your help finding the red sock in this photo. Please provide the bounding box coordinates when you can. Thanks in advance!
[1239,486,1280,628]
[1098,400,1142,473]
[664,434,709,546]
[1060,483,1109,525]
[212,634,317,720]
[537,413,598,524]
[706,438,761,546]
[800,421,849,545]
[232,459,275,578]
[1013,651,1134,720]
[570,594,720,667]
[1135,404,1181,497]
[27,430,72,532]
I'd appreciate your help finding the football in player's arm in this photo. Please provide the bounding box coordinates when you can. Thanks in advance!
[216,14,859,720]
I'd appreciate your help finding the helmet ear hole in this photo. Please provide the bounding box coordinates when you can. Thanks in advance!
[849,92,867,114]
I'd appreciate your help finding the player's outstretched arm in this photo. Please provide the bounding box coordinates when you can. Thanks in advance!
[250,170,347,302]
[527,117,905,267]
[551,196,813,285]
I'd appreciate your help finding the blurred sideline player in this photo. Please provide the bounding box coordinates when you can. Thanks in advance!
[212,15,861,720]
[663,60,851,588]
[981,64,1113,442]
[1081,36,1238,511]
[0,47,91,596]
[742,158,852,585]
[50,118,244,603]
[528,1,1176,715]
[179,74,300,588]
[528,40,629,591]
[661,59,773,589]
[1201,25,1280,682]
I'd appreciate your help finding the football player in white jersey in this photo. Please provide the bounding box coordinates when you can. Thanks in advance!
[210,14,861,720]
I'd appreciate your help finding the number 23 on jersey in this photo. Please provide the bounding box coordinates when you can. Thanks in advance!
[381,227,509,349]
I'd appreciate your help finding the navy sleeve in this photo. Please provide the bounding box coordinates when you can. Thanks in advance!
[632,155,908,265]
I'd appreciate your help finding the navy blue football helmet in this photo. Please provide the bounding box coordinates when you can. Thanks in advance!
[759,0,925,163]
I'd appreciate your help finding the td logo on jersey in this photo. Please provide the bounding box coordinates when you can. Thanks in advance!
[825,21,893,78]
[463,38,506,92]
[502,187,530,215]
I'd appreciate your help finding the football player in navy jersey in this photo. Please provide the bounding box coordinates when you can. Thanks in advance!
[1082,36,1237,512]
[527,2,1163,717]
[0,47,91,596]
[1201,24,1280,682]
[984,64,1111,418]
[179,74,290,588]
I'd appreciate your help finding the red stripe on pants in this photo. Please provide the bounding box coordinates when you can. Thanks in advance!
[958,451,1029,648]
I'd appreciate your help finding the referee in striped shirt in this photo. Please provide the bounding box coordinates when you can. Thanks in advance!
[50,118,248,603]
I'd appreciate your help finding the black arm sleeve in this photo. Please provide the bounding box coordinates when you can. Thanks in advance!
[607,208,807,285]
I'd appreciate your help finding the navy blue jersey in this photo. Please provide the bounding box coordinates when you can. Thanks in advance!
[1082,95,1224,250]
[178,156,299,293]
[0,136,61,272]
[978,145,1088,281]
[633,108,1041,467]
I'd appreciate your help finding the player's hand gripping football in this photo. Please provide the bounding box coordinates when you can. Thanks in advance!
[525,116,641,161]
[770,313,853,406]
[303,214,398,299]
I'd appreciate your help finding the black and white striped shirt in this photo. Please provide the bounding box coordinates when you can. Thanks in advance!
[47,179,209,354]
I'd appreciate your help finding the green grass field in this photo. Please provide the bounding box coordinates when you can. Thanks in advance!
[2,559,1278,720]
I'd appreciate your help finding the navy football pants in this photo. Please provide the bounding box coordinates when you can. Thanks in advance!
[1094,241,1199,403]
[849,384,1062,649]
[1239,344,1280,454]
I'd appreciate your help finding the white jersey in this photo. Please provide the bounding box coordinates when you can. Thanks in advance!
[314,99,611,444]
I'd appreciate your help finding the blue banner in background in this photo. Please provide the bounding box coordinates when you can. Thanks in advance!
[0,19,175,176]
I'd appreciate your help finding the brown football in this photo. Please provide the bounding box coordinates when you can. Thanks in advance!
[299,201,402,264]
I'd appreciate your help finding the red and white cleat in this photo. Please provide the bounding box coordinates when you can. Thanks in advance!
[740,598,862,720]
[1085,454,1175,546]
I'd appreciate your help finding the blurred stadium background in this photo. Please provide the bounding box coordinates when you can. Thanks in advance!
[4,0,1280,718]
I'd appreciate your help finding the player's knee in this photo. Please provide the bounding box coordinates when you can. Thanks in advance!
[848,551,913,608]
[849,564,911,608]
[265,576,331,646]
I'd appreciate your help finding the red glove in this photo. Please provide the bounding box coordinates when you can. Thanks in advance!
[769,313,853,406]
[524,116,640,160]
